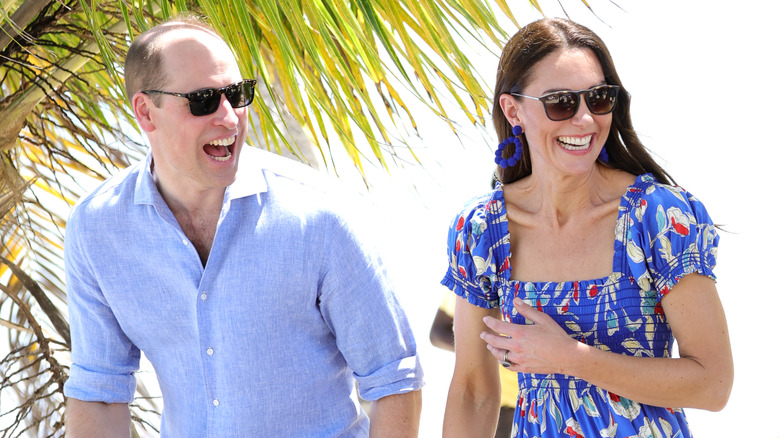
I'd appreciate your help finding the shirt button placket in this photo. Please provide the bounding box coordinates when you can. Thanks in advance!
[198,289,217,411]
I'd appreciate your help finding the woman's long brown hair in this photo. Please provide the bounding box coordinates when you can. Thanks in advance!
[493,18,674,186]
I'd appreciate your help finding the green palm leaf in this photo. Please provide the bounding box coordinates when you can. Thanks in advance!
[0,0,598,434]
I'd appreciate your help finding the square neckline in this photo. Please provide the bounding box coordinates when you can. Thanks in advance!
[493,173,648,289]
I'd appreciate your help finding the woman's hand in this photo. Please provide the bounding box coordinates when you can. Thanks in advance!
[480,298,580,374]
[480,275,733,411]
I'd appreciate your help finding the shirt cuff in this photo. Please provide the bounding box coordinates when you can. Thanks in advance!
[355,356,424,401]
[64,364,137,403]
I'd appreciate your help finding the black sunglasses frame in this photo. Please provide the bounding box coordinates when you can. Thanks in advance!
[510,84,620,121]
[142,79,257,116]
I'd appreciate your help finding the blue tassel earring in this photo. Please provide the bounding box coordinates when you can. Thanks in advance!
[598,146,609,163]
[495,126,524,168]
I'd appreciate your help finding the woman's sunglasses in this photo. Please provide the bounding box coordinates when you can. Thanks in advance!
[510,84,620,121]
[142,79,257,116]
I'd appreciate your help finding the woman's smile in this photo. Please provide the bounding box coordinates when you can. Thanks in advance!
[557,134,592,151]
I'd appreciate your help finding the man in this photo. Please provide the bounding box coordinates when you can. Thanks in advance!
[64,16,423,437]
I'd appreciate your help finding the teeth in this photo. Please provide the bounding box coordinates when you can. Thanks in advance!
[207,137,235,147]
[209,148,232,162]
[206,136,234,161]
[558,135,592,150]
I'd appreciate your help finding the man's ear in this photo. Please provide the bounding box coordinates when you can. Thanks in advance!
[132,92,157,132]
[498,94,524,128]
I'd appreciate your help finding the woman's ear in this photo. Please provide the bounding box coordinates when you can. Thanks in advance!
[133,92,157,132]
[498,94,524,127]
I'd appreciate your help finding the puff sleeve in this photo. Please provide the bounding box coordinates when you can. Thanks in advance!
[625,177,719,300]
[441,192,505,309]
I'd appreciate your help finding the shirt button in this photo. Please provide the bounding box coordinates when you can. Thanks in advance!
[182,239,189,245]
[207,348,214,356]
[200,293,207,301]
[213,399,219,407]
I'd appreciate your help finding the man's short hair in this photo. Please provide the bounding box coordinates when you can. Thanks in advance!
[124,15,220,105]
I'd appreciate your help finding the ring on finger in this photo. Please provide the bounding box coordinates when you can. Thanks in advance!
[501,350,511,368]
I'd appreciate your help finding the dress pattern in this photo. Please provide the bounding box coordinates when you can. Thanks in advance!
[441,174,718,438]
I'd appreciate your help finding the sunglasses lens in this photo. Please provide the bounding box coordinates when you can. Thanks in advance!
[586,86,618,114]
[188,89,221,116]
[541,92,579,121]
[186,81,256,116]
[225,80,255,108]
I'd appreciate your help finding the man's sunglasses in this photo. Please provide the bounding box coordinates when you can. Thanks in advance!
[510,84,620,121]
[142,79,257,116]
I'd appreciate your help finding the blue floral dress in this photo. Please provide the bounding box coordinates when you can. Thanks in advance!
[441,174,718,438]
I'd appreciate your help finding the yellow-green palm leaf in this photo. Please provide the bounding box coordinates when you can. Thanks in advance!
[0,0,594,435]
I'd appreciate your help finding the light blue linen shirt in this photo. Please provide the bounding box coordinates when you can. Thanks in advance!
[64,147,423,437]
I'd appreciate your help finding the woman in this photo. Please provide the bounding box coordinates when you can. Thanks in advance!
[441,18,733,437]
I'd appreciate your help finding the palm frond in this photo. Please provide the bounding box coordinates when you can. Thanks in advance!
[0,0,602,434]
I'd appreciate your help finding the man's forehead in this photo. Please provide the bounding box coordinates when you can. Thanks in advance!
[157,29,237,69]
[157,29,241,88]
[156,26,225,48]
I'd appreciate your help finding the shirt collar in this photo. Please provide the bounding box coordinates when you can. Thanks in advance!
[133,148,270,206]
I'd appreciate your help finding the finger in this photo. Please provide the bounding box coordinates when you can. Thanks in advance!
[513,298,551,325]
[486,344,520,372]
[482,315,516,335]
[485,342,504,360]
[485,342,512,365]
[479,330,513,351]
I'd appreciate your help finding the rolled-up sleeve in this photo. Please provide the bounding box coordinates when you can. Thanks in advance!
[316,211,423,402]
[64,205,140,403]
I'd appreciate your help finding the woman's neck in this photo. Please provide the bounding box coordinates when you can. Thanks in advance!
[505,165,632,227]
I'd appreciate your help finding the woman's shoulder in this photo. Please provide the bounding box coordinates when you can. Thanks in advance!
[623,173,716,238]
[626,174,706,211]
[445,187,508,266]
[444,187,506,304]
[449,187,503,230]
[622,175,719,292]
